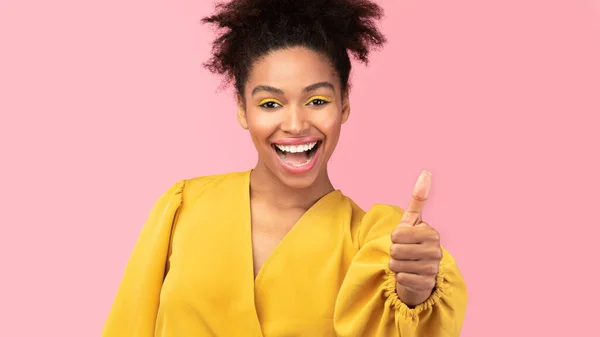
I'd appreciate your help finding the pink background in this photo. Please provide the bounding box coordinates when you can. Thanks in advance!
[1,0,599,336]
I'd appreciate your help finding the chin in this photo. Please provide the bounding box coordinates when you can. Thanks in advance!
[276,169,323,190]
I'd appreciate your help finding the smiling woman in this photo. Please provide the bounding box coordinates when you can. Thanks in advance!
[101,1,468,336]
[239,47,349,187]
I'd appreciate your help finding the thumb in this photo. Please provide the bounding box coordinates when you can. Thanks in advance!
[399,170,431,226]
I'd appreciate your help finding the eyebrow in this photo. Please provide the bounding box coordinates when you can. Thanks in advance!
[302,81,335,93]
[251,85,284,96]
[251,81,335,96]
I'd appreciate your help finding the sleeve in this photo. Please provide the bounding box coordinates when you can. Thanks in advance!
[101,180,186,337]
[333,204,468,337]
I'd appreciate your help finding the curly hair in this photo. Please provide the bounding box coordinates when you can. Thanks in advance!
[201,0,387,96]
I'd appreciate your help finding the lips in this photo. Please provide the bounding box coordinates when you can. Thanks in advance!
[271,138,323,174]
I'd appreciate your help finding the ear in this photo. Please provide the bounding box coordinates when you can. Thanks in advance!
[341,89,351,124]
[236,94,249,130]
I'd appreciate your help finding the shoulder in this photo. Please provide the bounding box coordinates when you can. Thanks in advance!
[344,195,404,230]
[341,192,405,220]
[151,170,249,212]
[359,204,403,241]
[363,203,405,225]
[340,194,405,246]
[176,169,251,200]
[183,170,248,190]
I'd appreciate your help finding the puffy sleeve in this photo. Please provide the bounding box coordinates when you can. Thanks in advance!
[102,180,186,337]
[333,204,468,337]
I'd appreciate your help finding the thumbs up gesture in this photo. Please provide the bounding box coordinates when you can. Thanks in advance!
[389,171,442,307]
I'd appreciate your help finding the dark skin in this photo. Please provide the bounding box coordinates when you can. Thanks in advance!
[237,47,348,277]
[237,47,442,306]
[389,171,442,307]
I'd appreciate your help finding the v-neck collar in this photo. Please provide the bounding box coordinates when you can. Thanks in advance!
[240,170,342,284]
[237,170,343,335]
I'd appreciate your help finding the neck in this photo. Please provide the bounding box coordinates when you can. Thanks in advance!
[249,163,335,211]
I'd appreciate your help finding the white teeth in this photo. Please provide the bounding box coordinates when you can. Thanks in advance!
[275,141,318,153]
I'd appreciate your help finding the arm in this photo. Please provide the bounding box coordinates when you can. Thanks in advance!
[101,180,186,337]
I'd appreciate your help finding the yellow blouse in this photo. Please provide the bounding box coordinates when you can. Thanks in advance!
[102,170,467,336]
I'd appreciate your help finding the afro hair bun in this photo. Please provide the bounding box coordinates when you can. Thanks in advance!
[202,0,387,94]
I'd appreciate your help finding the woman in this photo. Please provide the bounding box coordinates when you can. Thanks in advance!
[102,0,468,336]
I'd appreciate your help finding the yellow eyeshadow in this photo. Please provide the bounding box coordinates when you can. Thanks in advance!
[306,95,332,104]
[258,98,282,106]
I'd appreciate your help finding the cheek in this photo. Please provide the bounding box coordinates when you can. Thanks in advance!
[314,109,343,137]
[246,110,277,142]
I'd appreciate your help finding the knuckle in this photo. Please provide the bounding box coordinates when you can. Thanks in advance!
[391,227,409,242]
[395,272,408,284]
[421,226,437,239]
[430,247,442,260]
[425,264,439,276]
[390,244,401,259]
[412,194,428,202]
[390,229,400,242]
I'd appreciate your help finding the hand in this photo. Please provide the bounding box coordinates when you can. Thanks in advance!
[389,170,442,307]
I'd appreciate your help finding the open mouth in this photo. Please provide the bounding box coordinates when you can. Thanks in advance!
[272,141,322,167]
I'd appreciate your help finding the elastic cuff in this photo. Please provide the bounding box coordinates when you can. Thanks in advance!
[382,263,450,319]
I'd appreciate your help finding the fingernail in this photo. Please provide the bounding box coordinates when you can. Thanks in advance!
[416,172,431,199]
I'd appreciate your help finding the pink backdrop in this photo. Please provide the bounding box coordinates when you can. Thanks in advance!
[1,0,599,336]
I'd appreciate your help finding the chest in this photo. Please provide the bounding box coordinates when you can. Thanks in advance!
[250,202,305,278]
[157,190,355,334]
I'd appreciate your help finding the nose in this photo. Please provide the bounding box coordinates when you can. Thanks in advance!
[280,105,310,135]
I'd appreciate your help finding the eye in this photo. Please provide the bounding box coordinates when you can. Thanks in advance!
[307,99,328,106]
[258,99,283,109]
[306,97,331,106]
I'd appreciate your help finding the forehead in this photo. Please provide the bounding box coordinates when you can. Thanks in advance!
[245,47,339,94]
